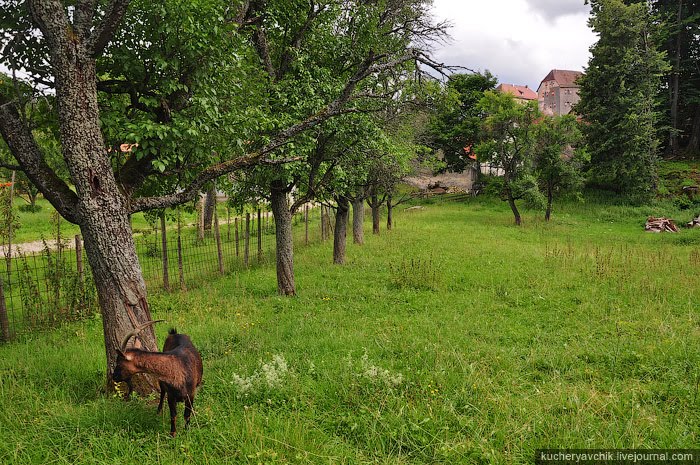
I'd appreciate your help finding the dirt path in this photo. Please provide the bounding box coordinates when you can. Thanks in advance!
[0,239,73,258]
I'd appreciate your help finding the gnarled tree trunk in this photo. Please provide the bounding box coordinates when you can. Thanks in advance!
[270,181,295,295]
[333,196,349,264]
[0,21,159,394]
[351,197,364,245]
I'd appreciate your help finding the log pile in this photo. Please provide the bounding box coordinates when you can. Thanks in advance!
[645,217,679,233]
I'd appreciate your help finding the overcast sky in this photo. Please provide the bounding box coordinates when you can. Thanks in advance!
[429,0,597,90]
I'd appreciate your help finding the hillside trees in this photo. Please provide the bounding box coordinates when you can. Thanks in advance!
[428,71,497,172]
[0,0,448,390]
[651,0,700,155]
[475,91,540,226]
[577,0,668,202]
[533,115,585,221]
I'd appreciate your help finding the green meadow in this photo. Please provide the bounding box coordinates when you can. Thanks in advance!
[1,196,699,464]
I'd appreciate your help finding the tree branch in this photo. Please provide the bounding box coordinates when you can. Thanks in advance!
[74,0,98,38]
[27,0,70,53]
[87,0,132,56]
[0,102,79,223]
[129,155,301,213]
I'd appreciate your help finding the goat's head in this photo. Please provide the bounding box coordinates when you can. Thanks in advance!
[113,320,163,382]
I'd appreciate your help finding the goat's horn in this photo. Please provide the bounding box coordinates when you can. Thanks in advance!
[119,319,165,352]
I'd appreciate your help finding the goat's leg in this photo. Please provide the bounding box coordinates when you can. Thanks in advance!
[184,396,194,428]
[167,395,178,437]
[157,382,166,414]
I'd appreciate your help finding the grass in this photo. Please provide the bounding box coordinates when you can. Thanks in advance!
[1,195,699,464]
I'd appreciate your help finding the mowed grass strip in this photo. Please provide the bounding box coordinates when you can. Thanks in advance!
[0,197,699,464]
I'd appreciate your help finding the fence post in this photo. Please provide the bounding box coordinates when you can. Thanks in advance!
[214,207,224,274]
[75,234,84,285]
[244,213,250,267]
[227,206,231,242]
[257,208,262,262]
[0,277,10,342]
[305,205,309,245]
[235,217,240,257]
[177,208,186,291]
[320,206,325,241]
[160,211,170,291]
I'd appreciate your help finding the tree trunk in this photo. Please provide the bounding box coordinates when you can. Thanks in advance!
[545,185,553,222]
[371,195,380,235]
[47,40,158,394]
[506,188,522,226]
[668,0,683,157]
[270,182,296,296]
[386,194,393,231]
[351,198,364,245]
[203,183,216,231]
[333,196,349,264]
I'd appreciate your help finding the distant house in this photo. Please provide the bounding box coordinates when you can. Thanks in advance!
[496,83,538,105]
[537,69,583,116]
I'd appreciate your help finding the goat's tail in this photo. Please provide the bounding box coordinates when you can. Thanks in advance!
[169,328,178,335]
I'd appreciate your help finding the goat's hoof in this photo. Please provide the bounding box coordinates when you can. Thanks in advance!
[170,431,176,437]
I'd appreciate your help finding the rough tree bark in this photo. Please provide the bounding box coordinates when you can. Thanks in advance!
[203,183,216,231]
[0,0,159,394]
[270,180,295,295]
[351,197,364,245]
[333,196,349,264]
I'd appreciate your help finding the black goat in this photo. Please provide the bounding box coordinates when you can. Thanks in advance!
[113,321,203,436]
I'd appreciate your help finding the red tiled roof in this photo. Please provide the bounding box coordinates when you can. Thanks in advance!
[539,69,583,88]
[496,83,538,101]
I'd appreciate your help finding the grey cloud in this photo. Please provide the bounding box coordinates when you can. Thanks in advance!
[524,0,589,23]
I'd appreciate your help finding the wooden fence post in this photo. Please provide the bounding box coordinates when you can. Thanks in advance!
[305,205,309,245]
[177,208,186,291]
[214,207,224,274]
[244,213,250,267]
[0,277,10,342]
[75,235,84,285]
[227,206,231,242]
[257,208,262,262]
[320,206,326,241]
[235,217,240,257]
[160,211,170,291]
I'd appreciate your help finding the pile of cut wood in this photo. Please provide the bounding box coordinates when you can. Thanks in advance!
[645,217,679,233]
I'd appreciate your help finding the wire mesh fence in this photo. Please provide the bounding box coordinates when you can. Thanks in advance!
[0,204,327,343]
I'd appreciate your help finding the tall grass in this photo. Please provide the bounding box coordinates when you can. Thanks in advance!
[0,196,699,464]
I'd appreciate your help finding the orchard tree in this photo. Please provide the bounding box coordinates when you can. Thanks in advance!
[0,0,448,391]
[532,115,585,221]
[577,0,668,202]
[475,91,541,226]
[428,71,497,172]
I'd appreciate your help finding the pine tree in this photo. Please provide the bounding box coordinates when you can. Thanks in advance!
[577,0,669,202]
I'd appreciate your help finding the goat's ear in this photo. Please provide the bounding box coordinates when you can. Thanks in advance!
[116,349,130,360]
